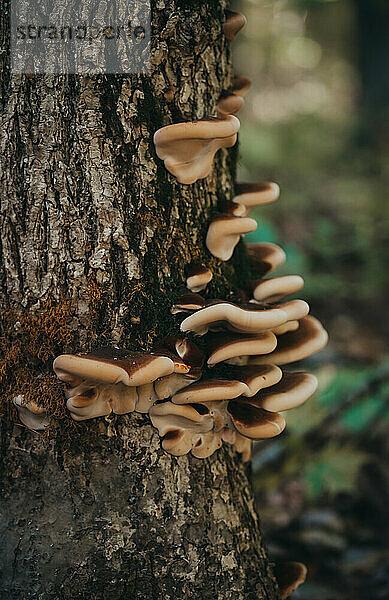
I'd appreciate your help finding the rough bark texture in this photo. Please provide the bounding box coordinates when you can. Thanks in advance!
[0,1,280,598]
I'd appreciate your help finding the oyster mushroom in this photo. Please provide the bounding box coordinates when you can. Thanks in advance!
[233,182,280,212]
[228,401,286,439]
[274,562,308,600]
[153,116,240,184]
[250,316,328,366]
[218,94,245,117]
[244,372,318,412]
[13,396,50,431]
[206,331,277,366]
[252,275,304,303]
[186,264,213,292]
[223,11,247,42]
[232,75,252,97]
[248,242,286,277]
[206,214,258,261]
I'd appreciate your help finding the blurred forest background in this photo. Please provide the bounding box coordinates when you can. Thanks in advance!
[232,0,389,598]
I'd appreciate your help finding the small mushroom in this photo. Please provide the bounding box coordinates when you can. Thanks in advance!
[206,215,258,261]
[234,182,280,211]
[218,94,245,117]
[153,116,240,184]
[227,401,286,439]
[250,316,328,365]
[13,396,50,431]
[223,11,247,42]
[247,242,286,277]
[186,264,213,292]
[171,292,206,314]
[274,562,308,600]
[232,75,252,97]
[245,372,318,412]
[207,331,277,366]
[252,275,304,303]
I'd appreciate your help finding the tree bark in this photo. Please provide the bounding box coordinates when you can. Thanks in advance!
[0,1,279,598]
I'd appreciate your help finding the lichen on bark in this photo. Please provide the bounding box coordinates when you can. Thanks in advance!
[0,1,280,598]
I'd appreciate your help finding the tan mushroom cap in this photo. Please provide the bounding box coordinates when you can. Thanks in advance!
[232,75,252,97]
[228,401,286,439]
[186,265,213,292]
[149,402,213,437]
[153,116,240,184]
[247,372,318,412]
[53,349,174,387]
[207,331,277,366]
[227,364,283,396]
[66,383,139,421]
[218,94,245,116]
[272,320,300,336]
[172,379,248,404]
[272,299,309,322]
[180,301,289,335]
[13,396,49,431]
[274,562,308,600]
[234,182,280,208]
[252,275,304,303]
[206,215,258,261]
[251,316,328,365]
[154,372,200,400]
[161,429,195,456]
[248,242,286,277]
[223,10,247,41]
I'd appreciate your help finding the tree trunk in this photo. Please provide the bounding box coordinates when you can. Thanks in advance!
[0,1,279,598]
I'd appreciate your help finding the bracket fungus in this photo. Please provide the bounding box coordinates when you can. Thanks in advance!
[252,275,304,303]
[274,562,308,600]
[218,94,245,117]
[206,214,258,261]
[186,264,213,293]
[153,116,240,184]
[223,11,247,42]
[233,182,280,212]
[13,396,50,431]
[248,242,287,277]
[242,372,318,412]
[206,331,277,366]
[251,316,328,366]
[232,75,252,97]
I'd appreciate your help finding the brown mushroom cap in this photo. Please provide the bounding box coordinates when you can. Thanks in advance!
[223,10,247,41]
[13,396,49,431]
[191,431,223,459]
[180,301,289,335]
[154,372,200,400]
[252,275,304,303]
[186,264,213,293]
[250,316,328,365]
[207,331,277,365]
[218,94,245,116]
[274,562,308,600]
[232,75,252,97]
[206,215,258,261]
[247,242,286,277]
[246,372,318,412]
[153,336,204,375]
[228,401,286,439]
[66,384,137,421]
[234,182,280,208]
[53,348,175,388]
[272,320,300,336]
[153,116,240,184]
[171,292,206,314]
[161,429,195,456]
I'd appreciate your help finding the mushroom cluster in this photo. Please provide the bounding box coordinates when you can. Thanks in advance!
[53,338,204,421]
